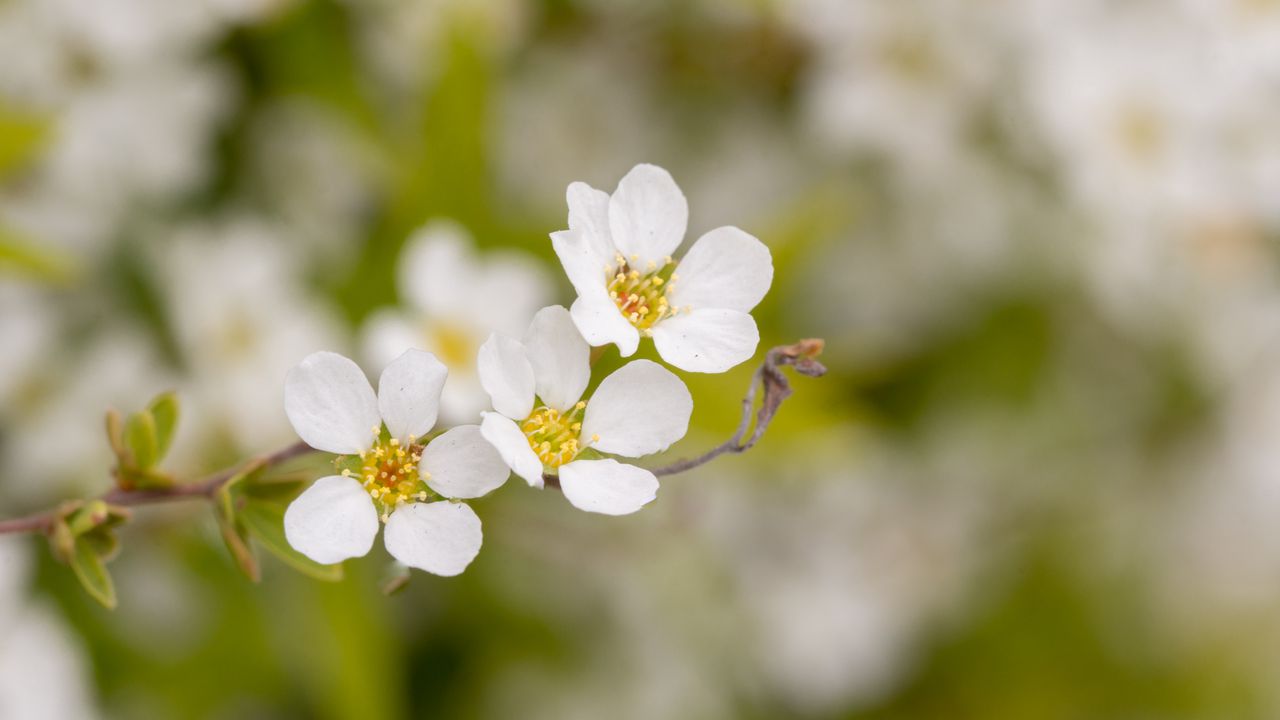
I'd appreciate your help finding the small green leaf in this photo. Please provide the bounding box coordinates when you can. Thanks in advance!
[105,410,125,459]
[48,518,75,564]
[70,540,117,610]
[216,508,261,583]
[240,501,343,582]
[81,527,121,562]
[242,476,307,502]
[66,500,109,536]
[118,466,174,491]
[124,410,159,469]
[147,392,179,460]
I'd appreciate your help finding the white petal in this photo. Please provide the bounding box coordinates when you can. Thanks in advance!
[285,351,380,454]
[283,476,379,564]
[570,293,640,357]
[523,305,590,411]
[398,220,476,318]
[651,308,760,374]
[377,349,447,443]
[551,229,610,299]
[476,333,535,420]
[480,412,543,488]
[566,180,615,259]
[383,502,482,577]
[607,164,688,268]
[359,310,420,374]
[582,360,692,458]
[668,226,773,313]
[421,425,510,499]
[559,459,658,516]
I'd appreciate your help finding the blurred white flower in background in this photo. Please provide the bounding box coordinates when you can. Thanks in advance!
[0,282,60,410]
[346,0,527,96]
[786,0,1009,180]
[0,0,237,257]
[1,329,175,506]
[361,220,552,424]
[0,538,100,720]
[159,218,345,455]
[700,432,983,713]
[248,100,379,265]
[496,40,665,214]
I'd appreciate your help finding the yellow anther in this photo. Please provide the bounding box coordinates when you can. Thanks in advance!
[591,434,600,442]
[574,401,586,410]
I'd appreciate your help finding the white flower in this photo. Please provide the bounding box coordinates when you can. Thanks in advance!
[0,538,101,720]
[361,220,553,424]
[282,349,509,576]
[161,217,343,454]
[476,305,692,516]
[551,163,773,373]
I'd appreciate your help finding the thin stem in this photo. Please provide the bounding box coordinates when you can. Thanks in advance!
[0,339,825,534]
[543,338,826,488]
[0,441,316,536]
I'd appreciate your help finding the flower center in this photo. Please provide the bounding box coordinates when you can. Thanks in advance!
[426,323,477,370]
[521,402,590,468]
[344,431,429,521]
[606,254,682,333]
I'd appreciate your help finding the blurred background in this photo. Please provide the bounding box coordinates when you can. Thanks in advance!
[2,0,1280,717]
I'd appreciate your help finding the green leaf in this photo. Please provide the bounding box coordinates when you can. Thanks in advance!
[80,527,122,563]
[0,233,75,283]
[66,500,110,536]
[216,508,261,583]
[124,410,159,469]
[70,539,117,610]
[241,476,307,502]
[146,392,179,460]
[105,410,125,458]
[48,518,75,564]
[240,501,343,582]
[0,106,48,176]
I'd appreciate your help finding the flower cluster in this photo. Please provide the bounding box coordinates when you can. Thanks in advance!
[282,164,772,576]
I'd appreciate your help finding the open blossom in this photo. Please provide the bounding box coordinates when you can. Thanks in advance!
[283,349,508,576]
[551,163,773,373]
[477,305,692,515]
[362,220,553,423]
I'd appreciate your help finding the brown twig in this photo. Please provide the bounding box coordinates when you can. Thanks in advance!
[542,338,826,488]
[0,441,315,536]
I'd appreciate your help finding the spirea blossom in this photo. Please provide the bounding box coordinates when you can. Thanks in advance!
[362,220,552,423]
[551,163,773,373]
[477,305,692,515]
[283,350,508,576]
